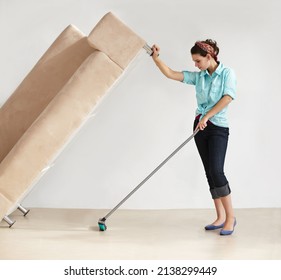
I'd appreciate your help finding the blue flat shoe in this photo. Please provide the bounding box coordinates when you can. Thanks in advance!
[220,218,237,236]
[205,222,224,230]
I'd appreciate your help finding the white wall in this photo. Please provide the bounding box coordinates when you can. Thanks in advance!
[0,0,280,209]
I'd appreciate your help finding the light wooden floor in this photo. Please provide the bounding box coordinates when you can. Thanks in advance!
[0,208,280,260]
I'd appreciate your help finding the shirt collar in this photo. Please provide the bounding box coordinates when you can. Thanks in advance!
[200,62,224,77]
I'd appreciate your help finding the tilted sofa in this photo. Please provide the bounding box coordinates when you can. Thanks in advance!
[0,12,152,227]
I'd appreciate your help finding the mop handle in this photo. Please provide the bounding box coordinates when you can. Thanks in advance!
[103,129,199,220]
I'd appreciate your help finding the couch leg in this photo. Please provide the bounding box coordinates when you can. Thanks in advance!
[18,204,30,216]
[143,43,153,56]
[3,216,16,228]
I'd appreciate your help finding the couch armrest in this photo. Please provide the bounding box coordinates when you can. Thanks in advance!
[87,12,146,69]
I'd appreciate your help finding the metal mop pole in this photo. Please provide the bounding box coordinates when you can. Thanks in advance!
[98,129,199,230]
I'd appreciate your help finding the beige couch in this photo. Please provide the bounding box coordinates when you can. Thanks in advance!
[0,12,152,226]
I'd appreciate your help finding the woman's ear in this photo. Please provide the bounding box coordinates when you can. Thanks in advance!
[206,53,212,60]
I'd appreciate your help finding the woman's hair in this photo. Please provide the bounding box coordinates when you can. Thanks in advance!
[190,39,219,62]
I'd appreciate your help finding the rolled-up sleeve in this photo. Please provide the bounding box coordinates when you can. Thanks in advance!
[182,71,197,85]
[223,69,236,100]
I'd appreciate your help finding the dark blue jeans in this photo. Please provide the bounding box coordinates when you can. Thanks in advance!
[193,119,231,199]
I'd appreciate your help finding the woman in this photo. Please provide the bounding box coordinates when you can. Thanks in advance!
[151,39,237,235]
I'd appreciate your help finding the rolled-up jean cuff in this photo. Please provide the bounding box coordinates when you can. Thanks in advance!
[210,183,231,199]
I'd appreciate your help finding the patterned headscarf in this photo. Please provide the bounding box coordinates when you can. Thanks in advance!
[195,41,218,61]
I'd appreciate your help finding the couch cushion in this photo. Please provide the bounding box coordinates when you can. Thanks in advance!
[0,51,122,207]
[0,25,94,163]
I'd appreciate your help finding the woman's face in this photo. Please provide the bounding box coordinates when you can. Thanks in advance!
[192,53,211,71]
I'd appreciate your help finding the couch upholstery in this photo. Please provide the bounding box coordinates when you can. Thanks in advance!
[0,12,149,224]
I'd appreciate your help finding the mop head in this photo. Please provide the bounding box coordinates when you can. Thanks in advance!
[98,218,107,231]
